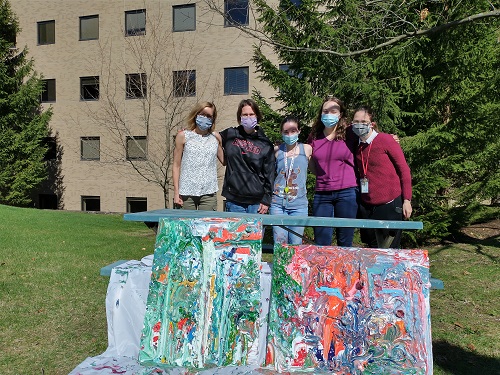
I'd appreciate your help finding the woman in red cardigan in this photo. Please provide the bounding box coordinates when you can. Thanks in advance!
[352,105,413,248]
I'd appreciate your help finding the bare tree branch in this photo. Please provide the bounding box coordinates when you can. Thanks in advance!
[203,0,500,57]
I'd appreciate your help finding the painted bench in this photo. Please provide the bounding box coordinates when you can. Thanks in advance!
[101,209,443,290]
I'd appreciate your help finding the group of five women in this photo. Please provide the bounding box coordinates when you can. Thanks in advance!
[172,96,412,249]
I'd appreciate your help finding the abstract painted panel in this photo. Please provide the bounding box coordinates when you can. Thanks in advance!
[139,218,263,369]
[267,244,432,374]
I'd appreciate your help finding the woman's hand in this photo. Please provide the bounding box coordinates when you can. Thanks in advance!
[258,203,269,214]
[403,199,412,219]
[174,194,183,208]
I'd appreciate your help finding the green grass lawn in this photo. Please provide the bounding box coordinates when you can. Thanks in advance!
[0,205,498,374]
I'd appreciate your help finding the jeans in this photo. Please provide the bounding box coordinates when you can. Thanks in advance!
[270,203,308,245]
[225,200,260,214]
[312,187,358,247]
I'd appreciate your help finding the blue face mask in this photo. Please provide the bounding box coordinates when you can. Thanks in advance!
[196,115,213,131]
[321,114,340,128]
[352,123,371,138]
[282,133,299,145]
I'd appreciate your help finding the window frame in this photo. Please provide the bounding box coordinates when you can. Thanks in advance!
[173,70,196,97]
[80,76,100,101]
[126,136,147,161]
[224,67,249,95]
[224,0,249,27]
[126,197,148,213]
[79,15,99,41]
[41,79,56,103]
[80,136,100,161]
[37,20,55,45]
[81,196,101,211]
[125,9,146,36]
[173,4,196,32]
[126,73,147,99]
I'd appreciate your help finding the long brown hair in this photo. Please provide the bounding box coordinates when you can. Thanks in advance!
[186,102,217,132]
[309,96,347,141]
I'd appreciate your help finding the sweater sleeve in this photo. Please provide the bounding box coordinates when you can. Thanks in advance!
[261,144,276,206]
[385,135,412,201]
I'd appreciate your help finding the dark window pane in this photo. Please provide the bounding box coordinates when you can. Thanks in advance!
[173,70,196,97]
[173,4,196,32]
[126,136,147,160]
[82,196,100,211]
[125,9,146,36]
[80,15,99,40]
[41,79,56,102]
[224,0,249,26]
[80,76,99,100]
[81,137,100,160]
[224,67,249,95]
[38,20,55,44]
[126,73,147,99]
[126,197,147,213]
[42,137,57,160]
[38,194,58,209]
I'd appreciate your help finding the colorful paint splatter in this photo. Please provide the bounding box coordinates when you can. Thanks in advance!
[267,244,432,374]
[139,218,263,369]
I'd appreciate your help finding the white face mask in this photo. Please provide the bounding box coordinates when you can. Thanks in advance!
[352,123,371,137]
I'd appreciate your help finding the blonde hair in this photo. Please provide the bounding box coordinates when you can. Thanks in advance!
[186,102,217,132]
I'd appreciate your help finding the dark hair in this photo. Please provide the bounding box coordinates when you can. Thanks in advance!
[353,105,380,132]
[236,98,263,123]
[310,96,347,141]
[280,115,300,131]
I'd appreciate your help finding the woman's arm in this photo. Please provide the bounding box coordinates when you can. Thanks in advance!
[172,131,186,207]
[213,131,225,166]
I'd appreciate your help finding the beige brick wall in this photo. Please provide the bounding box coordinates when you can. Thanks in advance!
[12,0,279,212]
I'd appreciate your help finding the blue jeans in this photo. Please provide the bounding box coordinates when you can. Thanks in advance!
[270,203,308,245]
[312,187,358,247]
[225,200,260,214]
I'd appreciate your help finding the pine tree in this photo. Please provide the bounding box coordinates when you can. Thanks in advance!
[0,0,52,206]
[251,0,499,241]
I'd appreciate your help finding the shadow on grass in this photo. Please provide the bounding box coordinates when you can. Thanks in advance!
[433,340,500,374]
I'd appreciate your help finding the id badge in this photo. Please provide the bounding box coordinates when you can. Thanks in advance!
[360,178,369,193]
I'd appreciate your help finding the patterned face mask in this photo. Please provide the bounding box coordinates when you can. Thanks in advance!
[196,115,213,131]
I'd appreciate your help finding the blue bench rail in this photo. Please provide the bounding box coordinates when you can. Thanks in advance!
[123,209,423,230]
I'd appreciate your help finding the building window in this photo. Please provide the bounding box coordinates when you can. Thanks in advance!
[82,196,100,211]
[126,197,147,213]
[37,20,55,45]
[279,64,303,78]
[80,76,99,100]
[42,137,57,161]
[126,136,147,160]
[126,73,147,99]
[173,70,196,97]
[173,4,196,32]
[41,79,56,102]
[80,15,99,41]
[125,9,146,36]
[38,194,58,210]
[224,0,249,26]
[224,67,249,95]
[81,137,100,160]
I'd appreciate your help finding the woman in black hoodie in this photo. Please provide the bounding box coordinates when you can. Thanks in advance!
[220,99,276,214]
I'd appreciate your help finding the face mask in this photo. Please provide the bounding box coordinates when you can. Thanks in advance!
[196,115,212,131]
[321,114,339,128]
[241,116,258,129]
[282,133,299,145]
[352,123,371,137]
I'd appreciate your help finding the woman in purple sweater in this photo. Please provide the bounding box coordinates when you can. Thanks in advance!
[309,96,358,246]
[352,105,413,248]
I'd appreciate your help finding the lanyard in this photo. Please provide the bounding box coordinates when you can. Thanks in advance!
[360,142,373,177]
[283,144,297,193]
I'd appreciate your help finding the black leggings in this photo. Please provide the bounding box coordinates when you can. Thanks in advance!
[358,196,403,248]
